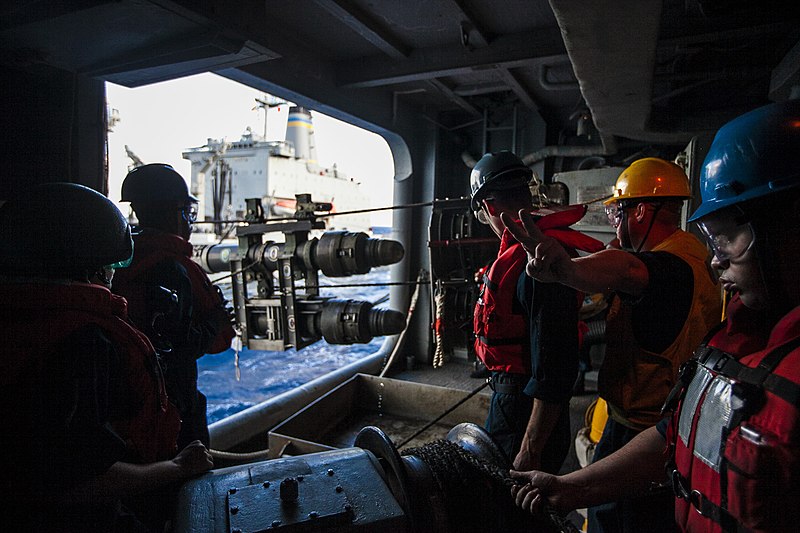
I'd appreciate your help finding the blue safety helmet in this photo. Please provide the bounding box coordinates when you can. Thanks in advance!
[689,100,800,222]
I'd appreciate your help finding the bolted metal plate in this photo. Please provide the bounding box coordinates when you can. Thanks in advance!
[227,470,351,532]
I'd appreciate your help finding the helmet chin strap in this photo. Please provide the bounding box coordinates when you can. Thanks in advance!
[750,218,789,320]
[625,203,662,253]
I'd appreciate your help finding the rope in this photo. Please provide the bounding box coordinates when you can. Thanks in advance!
[209,261,256,284]
[395,382,488,449]
[372,293,390,306]
[216,222,238,244]
[209,447,271,463]
[192,197,470,225]
[379,269,426,377]
[319,200,436,218]
[432,284,446,369]
[298,280,424,290]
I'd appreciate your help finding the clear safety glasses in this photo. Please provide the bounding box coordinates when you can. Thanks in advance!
[475,195,496,225]
[179,203,198,224]
[696,220,755,262]
[604,202,628,228]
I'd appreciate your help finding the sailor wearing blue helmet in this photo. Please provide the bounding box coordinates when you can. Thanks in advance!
[509,100,800,533]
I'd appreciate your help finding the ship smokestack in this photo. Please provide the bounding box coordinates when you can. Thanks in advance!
[285,106,317,162]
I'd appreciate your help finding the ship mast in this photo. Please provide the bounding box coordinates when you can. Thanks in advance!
[253,94,286,140]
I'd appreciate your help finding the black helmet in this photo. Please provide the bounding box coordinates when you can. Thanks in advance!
[469,151,532,210]
[0,183,133,274]
[121,163,197,205]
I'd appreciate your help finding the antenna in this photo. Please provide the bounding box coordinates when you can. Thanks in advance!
[253,94,287,140]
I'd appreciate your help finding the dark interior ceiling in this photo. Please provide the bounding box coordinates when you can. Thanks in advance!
[2,0,800,147]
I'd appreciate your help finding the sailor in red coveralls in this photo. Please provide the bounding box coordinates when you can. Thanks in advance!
[0,183,213,532]
[114,164,235,449]
[508,100,800,532]
[470,151,603,473]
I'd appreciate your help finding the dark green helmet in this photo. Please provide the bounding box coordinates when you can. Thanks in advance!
[0,183,133,274]
[121,163,197,205]
[469,151,532,210]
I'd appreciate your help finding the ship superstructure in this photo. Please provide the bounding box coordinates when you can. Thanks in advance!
[182,106,371,235]
[4,3,796,531]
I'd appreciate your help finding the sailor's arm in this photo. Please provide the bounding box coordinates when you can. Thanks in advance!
[514,399,563,471]
[58,441,213,503]
[568,249,650,296]
[502,210,649,297]
[514,277,578,471]
[511,425,666,514]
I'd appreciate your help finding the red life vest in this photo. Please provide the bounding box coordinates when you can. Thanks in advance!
[115,230,235,354]
[666,296,800,532]
[0,282,180,463]
[473,205,603,373]
[473,231,530,373]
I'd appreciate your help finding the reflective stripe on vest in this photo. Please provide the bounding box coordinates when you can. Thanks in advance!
[671,321,800,532]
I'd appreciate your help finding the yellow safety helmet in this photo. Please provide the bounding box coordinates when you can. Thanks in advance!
[604,157,691,206]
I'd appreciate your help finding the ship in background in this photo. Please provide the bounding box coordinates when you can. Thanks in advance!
[5,2,797,530]
[182,105,372,238]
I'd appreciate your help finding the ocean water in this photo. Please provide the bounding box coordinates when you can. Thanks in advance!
[199,266,392,423]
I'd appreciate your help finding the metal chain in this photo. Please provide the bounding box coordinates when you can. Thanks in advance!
[401,439,580,533]
[402,439,512,488]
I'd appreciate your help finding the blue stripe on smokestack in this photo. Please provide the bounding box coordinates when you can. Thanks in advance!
[285,106,316,161]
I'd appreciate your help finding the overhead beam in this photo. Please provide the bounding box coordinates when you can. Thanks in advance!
[658,22,788,48]
[338,27,567,88]
[314,0,410,59]
[450,0,491,47]
[453,81,509,96]
[770,37,800,101]
[426,79,481,116]
[496,68,538,110]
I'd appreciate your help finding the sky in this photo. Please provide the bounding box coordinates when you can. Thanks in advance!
[106,73,395,226]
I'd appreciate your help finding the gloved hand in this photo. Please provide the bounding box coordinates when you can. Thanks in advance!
[148,285,179,356]
[213,285,237,328]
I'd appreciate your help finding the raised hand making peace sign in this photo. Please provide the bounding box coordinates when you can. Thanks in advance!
[501,210,577,283]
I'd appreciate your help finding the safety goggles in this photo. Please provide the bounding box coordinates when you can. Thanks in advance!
[474,195,496,225]
[696,220,755,262]
[604,202,629,228]
[105,239,134,269]
[179,203,198,224]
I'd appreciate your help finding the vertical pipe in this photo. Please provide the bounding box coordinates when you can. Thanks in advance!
[481,108,488,155]
[231,258,249,346]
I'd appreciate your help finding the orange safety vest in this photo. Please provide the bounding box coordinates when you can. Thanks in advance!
[600,229,721,430]
[0,282,180,462]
